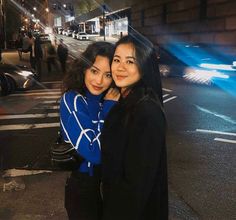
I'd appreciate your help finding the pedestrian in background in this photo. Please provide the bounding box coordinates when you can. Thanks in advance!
[0,46,2,62]
[46,42,58,73]
[60,41,120,220]
[34,35,43,79]
[101,34,168,220]
[57,39,68,74]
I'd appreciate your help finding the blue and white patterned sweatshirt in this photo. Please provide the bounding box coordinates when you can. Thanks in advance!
[60,90,117,174]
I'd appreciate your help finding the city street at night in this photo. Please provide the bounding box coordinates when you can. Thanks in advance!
[0,64,235,218]
[1,0,236,219]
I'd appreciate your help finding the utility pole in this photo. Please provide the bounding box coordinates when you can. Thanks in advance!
[0,0,7,49]
[45,0,49,26]
[102,4,106,41]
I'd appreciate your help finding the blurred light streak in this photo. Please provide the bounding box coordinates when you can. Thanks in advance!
[200,63,236,71]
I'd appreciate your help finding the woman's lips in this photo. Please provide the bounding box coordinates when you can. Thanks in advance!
[116,75,127,80]
[92,85,103,91]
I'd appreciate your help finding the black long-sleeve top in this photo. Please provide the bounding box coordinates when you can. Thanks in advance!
[101,82,168,220]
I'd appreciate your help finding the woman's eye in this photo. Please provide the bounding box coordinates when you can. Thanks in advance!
[105,73,112,78]
[113,58,119,63]
[127,60,134,64]
[91,68,98,74]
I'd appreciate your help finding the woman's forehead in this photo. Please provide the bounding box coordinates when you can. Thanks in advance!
[115,43,136,57]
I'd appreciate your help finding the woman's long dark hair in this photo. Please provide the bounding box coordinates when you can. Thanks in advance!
[62,41,115,95]
[114,34,163,104]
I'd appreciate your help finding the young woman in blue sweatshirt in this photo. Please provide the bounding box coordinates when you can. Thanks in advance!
[60,41,120,220]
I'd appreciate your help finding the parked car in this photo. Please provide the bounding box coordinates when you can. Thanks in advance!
[0,63,37,92]
[77,32,89,40]
[0,72,9,96]
[39,33,51,44]
[158,44,236,85]
[65,29,73,37]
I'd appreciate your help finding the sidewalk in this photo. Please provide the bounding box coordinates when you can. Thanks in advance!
[0,50,199,220]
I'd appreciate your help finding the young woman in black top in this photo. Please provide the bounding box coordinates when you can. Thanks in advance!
[101,34,168,220]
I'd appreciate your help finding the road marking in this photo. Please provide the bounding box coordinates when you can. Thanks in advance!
[196,129,236,136]
[10,91,61,96]
[163,96,177,103]
[214,138,236,144]
[25,88,61,93]
[195,105,236,125]
[34,105,59,110]
[41,100,59,104]
[163,94,170,98]
[162,88,173,92]
[35,96,60,99]
[0,112,59,120]
[0,122,60,131]
[42,81,61,84]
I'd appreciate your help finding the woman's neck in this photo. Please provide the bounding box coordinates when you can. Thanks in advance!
[121,88,131,98]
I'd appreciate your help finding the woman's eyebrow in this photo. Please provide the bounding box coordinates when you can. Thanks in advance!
[126,56,136,60]
[91,65,100,71]
[114,54,136,60]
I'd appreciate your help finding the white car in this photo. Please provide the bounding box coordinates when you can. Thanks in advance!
[76,32,89,40]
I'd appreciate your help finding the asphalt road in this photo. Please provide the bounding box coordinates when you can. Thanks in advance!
[1,33,236,218]
[163,77,236,219]
[0,77,236,219]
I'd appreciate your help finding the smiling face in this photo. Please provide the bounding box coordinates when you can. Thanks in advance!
[84,55,113,95]
[111,43,141,94]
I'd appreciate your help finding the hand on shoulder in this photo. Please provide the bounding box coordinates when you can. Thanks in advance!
[104,88,120,101]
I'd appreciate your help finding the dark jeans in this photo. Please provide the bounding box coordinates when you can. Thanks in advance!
[59,58,67,73]
[65,167,102,220]
[47,57,58,72]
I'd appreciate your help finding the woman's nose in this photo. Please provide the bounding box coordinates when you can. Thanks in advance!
[117,61,125,71]
[95,75,103,84]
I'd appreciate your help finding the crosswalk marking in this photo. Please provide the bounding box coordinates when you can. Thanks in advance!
[0,83,61,131]
[41,81,61,84]
[41,100,59,104]
[163,96,177,104]
[196,129,236,144]
[196,129,236,136]
[163,88,173,92]
[0,113,59,120]
[24,88,61,93]
[35,96,60,99]
[34,106,59,110]
[0,123,60,131]
[214,138,236,144]
[0,85,177,131]
[10,92,61,96]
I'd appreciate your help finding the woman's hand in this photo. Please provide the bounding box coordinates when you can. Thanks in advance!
[104,88,120,101]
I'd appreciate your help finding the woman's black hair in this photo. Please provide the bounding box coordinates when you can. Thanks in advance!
[62,41,115,94]
[114,34,163,103]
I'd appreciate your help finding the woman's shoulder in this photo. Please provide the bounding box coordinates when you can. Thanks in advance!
[61,91,88,110]
[136,88,161,106]
[133,89,164,116]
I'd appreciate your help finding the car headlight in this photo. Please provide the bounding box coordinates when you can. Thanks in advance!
[16,70,34,77]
